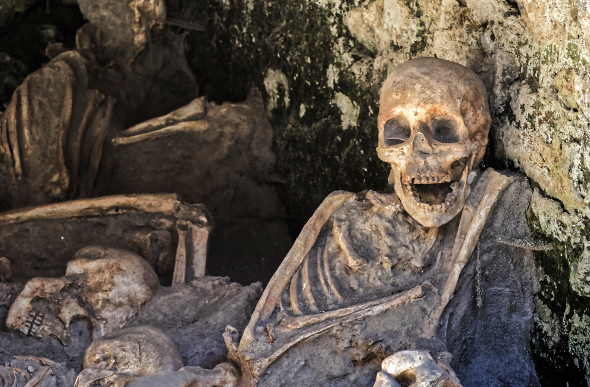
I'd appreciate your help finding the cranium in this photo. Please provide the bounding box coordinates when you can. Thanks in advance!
[6,246,159,343]
[377,58,491,227]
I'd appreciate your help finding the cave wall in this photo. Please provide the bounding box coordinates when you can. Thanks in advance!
[184,0,590,383]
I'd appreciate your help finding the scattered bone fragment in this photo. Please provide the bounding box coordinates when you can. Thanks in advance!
[172,223,210,285]
[0,356,75,387]
[116,97,207,141]
[172,227,189,286]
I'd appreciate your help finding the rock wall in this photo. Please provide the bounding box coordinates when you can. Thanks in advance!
[184,0,590,383]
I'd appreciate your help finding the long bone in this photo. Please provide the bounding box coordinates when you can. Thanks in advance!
[0,193,205,227]
[113,98,209,146]
[277,284,426,332]
[333,218,367,270]
[425,169,512,336]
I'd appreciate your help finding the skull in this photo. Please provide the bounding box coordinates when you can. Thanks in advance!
[5,276,90,344]
[66,246,160,334]
[6,246,159,342]
[75,326,183,387]
[377,58,491,227]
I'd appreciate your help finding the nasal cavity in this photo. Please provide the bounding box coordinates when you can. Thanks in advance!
[413,131,432,153]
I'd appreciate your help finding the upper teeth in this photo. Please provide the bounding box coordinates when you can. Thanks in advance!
[406,175,452,184]
[403,174,460,211]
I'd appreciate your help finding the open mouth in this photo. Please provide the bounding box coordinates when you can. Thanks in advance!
[401,157,469,210]
[404,179,459,210]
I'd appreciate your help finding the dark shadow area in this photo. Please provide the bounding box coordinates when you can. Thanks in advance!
[0,0,84,108]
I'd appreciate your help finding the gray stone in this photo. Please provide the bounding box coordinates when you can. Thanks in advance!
[124,277,262,368]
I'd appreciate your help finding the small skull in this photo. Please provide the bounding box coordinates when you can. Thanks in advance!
[6,246,159,343]
[377,58,491,227]
[75,326,183,387]
[66,246,160,335]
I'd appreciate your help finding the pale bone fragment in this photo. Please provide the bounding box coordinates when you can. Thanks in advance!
[426,170,511,336]
[128,0,167,50]
[23,366,50,387]
[289,269,303,316]
[248,285,424,378]
[113,98,208,146]
[112,121,210,146]
[322,239,343,302]
[172,227,188,286]
[240,191,355,347]
[0,193,186,227]
[189,223,209,278]
[300,254,318,313]
[12,368,29,383]
[170,221,211,285]
[377,350,462,387]
[124,98,206,135]
[377,58,492,228]
[333,218,367,270]
[76,326,183,387]
[67,247,160,336]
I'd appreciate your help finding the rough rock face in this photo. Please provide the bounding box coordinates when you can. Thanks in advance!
[124,277,262,368]
[186,0,590,382]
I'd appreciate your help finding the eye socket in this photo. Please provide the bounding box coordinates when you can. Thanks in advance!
[383,116,411,146]
[432,117,460,143]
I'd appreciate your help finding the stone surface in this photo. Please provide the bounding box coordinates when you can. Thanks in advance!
[124,277,262,368]
[0,0,37,27]
[185,0,590,382]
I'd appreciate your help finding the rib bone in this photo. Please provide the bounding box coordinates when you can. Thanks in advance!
[240,192,355,348]
[248,285,424,378]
